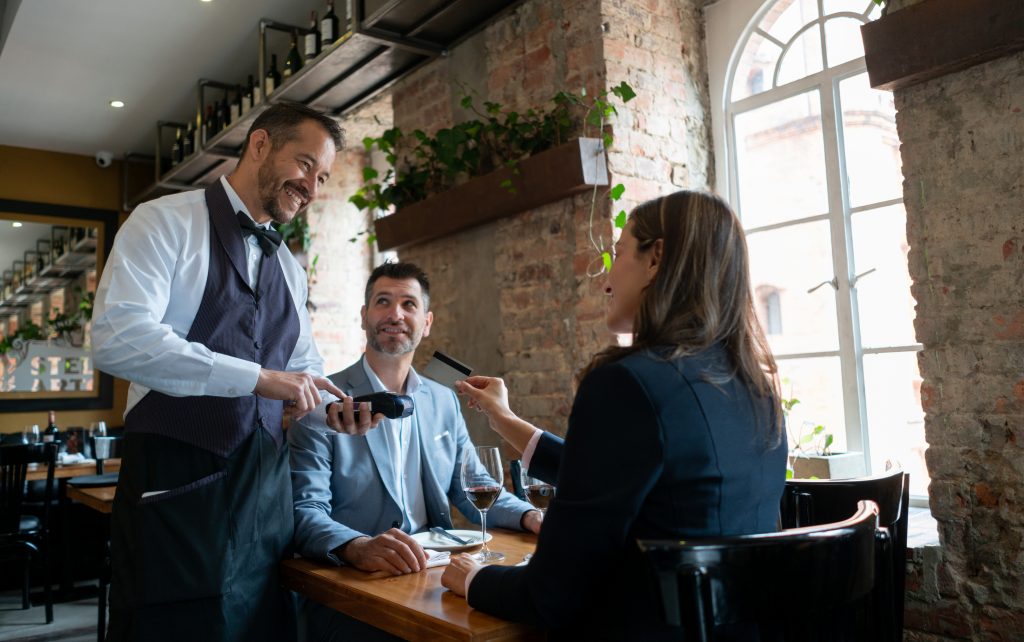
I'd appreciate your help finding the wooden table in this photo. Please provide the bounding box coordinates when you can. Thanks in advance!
[281,529,541,641]
[26,458,121,481]
[66,485,116,514]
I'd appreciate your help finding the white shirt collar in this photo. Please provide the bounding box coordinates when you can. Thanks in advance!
[220,175,270,229]
[361,354,421,395]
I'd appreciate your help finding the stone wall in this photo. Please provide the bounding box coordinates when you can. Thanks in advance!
[891,16,1024,640]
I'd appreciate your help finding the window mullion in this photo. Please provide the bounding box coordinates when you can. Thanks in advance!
[819,75,868,460]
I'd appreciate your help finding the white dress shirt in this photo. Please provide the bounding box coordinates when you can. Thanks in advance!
[92,175,327,417]
[361,357,429,533]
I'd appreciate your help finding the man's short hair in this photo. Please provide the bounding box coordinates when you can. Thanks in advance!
[364,261,431,311]
[240,102,344,155]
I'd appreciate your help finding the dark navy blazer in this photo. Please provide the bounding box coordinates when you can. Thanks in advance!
[468,345,788,639]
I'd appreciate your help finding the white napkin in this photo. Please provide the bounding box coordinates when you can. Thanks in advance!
[425,550,451,569]
[58,453,86,465]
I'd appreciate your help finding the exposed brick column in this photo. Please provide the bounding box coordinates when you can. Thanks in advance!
[886,0,1024,635]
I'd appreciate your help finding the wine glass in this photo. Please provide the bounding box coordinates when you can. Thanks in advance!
[24,424,40,444]
[461,446,505,563]
[520,468,554,563]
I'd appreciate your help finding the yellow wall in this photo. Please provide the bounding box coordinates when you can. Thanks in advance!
[0,145,128,433]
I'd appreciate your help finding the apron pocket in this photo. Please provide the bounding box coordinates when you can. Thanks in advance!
[132,469,232,605]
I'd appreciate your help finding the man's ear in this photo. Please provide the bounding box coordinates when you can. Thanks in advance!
[359,305,367,331]
[422,310,434,338]
[246,129,271,162]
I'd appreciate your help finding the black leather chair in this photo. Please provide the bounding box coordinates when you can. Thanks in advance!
[781,468,909,642]
[640,500,895,642]
[0,442,57,623]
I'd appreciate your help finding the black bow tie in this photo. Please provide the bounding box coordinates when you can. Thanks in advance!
[237,212,282,257]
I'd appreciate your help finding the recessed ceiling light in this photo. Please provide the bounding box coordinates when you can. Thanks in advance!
[201,0,213,3]
[109,100,125,108]
[12,222,23,228]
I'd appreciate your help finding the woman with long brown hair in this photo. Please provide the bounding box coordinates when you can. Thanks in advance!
[441,190,787,639]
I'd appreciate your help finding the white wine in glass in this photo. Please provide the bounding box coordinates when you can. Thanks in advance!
[461,446,505,563]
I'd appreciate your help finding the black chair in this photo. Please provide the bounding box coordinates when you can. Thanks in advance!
[640,500,894,642]
[0,442,57,623]
[781,468,909,641]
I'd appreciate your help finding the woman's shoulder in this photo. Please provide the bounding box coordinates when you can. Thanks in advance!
[599,344,727,379]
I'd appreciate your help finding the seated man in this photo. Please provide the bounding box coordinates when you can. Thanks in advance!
[290,261,541,641]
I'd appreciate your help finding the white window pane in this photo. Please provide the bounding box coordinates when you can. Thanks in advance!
[823,0,874,18]
[762,0,819,45]
[734,91,828,227]
[780,357,848,454]
[777,26,823,86]
[839,72,903,208]
[747,221,840,354]
[824,17,865,67]
[864,351,928,496]
[731,31,781,101]
[867,2,882,20]
[851,204,917,347]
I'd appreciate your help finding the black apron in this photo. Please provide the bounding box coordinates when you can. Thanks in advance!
[108,181,300,641]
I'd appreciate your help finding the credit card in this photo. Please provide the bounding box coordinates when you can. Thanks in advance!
[422,350,473,389]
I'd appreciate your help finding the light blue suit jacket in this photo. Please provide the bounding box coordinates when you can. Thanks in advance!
[289,357,533,563]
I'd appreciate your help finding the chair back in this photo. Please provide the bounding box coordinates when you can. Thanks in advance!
[0,443,57,536]
[640,501,894,642]
[781,469,908,641]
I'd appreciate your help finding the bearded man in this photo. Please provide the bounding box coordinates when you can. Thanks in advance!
[289,261,541,642]
[92,102,381,642]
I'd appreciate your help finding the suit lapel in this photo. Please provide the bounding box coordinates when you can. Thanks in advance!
[333,361,402,508]
[204,179,253,291]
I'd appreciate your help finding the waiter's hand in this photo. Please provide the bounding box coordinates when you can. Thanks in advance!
[339,529,428,575]
[325,396,384,436]
[254,369,345,420]
[441,553,480,598]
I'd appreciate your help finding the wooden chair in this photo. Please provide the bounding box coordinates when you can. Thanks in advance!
[640,500,895,642]
[0,443,57,623]
[781,468,909,641]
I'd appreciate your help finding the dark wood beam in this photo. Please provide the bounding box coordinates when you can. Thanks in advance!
[861,0,1024,91]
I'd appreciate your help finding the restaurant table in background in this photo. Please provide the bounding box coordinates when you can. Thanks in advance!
[66,484,116,514]
[281,529,542,641]
[67,479,116,642]
[27,458,121,481]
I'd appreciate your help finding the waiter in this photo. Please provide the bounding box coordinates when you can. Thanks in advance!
[92,102,378,641]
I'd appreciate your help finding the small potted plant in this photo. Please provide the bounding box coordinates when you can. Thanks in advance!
[785,399,867,480]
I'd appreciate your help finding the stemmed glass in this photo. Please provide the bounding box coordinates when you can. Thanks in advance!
[24,424,40,444]
[461,446,505,563]
[520,468,554,563]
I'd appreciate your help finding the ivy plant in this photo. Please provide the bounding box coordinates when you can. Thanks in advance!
[349,81,636,269]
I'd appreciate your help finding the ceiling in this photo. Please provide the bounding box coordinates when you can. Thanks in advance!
[0,0,322,158]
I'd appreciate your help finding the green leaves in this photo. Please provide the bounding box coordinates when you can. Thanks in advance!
[601,251,613,272]
[610,81,636,103]
[609,183,625,201]
[614,210,627,229]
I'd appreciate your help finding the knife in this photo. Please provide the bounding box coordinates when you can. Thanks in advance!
[430,526,470,545]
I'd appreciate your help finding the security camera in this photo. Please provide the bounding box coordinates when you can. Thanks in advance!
[95,151,113,168]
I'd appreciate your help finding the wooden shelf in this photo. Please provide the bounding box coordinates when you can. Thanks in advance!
[126,0,524,210]
[374,138,610,252]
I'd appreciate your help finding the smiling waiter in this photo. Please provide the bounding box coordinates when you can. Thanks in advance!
[92,102,380,641]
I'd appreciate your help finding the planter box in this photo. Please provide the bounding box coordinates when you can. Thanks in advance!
[373,137,609,252]
[790,452,866,480]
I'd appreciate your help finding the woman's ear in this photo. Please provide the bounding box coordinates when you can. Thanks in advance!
[646,239,663,278]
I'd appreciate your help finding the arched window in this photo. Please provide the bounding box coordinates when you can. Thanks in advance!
[707,0,927,497]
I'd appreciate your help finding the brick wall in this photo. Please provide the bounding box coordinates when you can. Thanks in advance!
[305,93,391,374]
[892,25,1024,641]
[371,0,712,451]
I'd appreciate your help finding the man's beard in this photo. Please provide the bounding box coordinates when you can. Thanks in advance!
[258,162,307,224]
[367,324,420,356]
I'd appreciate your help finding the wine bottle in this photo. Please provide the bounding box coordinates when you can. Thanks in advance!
[220,92,231,129]
[206,104,217,141]
[283,33,303,78]
[244,76,254,114]
[305,11,320,60]
[171,127,183,166]
[250,74,262,108]
[42,411,59,444]
[265,54,281,97]
[231,85,243,123]
[183,121,195,157]
[321,0,338,46]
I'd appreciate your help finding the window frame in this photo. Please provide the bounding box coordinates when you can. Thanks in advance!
[706,0,925,498]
